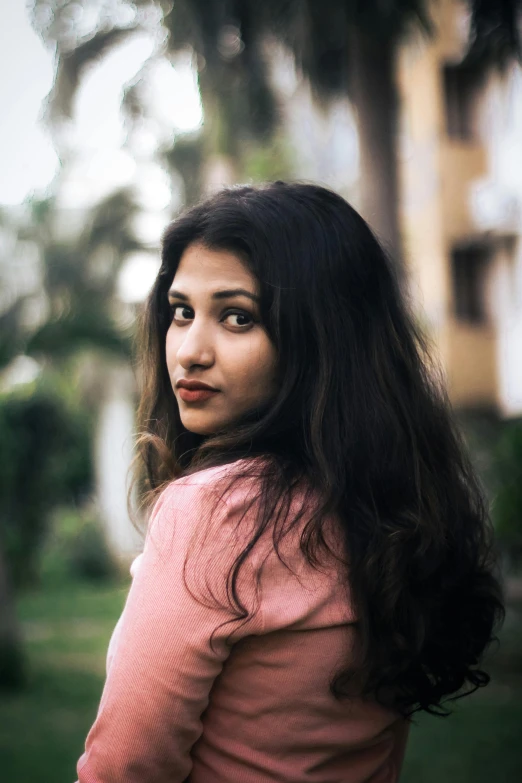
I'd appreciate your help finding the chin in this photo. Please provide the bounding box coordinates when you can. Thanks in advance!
[180,415,218,436]
[181,412,236,436]
[182,423,214,435]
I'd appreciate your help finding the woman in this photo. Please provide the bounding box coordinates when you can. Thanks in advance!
[76,182,504,782]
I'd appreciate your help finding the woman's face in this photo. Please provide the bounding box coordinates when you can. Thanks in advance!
[165,242,279,435]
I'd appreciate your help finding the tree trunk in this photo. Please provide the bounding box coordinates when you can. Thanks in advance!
[347,29,403,275]
[0,540,26,690]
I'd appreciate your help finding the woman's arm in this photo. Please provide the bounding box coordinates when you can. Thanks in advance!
[76,478,262,783]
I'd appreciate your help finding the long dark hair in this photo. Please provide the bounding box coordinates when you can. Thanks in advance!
[132,181,505,719]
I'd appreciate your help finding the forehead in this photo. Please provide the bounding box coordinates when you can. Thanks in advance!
[172,243,257,290]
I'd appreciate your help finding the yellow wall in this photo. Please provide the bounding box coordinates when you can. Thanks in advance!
[443,320,498,405]
[440,142,488,240]
[398,0,500,410]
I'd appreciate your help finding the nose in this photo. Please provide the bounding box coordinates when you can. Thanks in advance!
[175,318,215,370]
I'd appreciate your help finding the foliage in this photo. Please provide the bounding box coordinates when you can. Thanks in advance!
[0,543,26,691]
[163,134,206,207]
[67,519,118,583]
[26,307,132,361]
[241,134,295,183]
[0,582,128,782]
[465,0,522,68]
[0,301,28,372]
[456,410,522,569]
[18,190,140,364]
[456,408,506,498]
[0,385,93,589]
[0,10,150,691]
[0,189,141,589]
[42,506,119,586]
[30,0,522,100]
[29,0,522,249]
[491,418,522,542]
[0,639,26,692]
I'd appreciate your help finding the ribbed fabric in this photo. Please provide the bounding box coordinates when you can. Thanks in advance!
[76,459,410,782]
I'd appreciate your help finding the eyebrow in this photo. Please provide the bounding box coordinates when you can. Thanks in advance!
[167,288,260,303]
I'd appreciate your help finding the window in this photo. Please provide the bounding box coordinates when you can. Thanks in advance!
[451,246,489,323]
[443,63,484,140]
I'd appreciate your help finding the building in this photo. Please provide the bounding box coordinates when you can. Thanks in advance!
[398,0,522,417]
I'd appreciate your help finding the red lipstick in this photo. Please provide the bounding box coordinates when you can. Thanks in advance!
[176,379,220,403]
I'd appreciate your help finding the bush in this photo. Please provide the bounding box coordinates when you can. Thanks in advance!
[0,387,93,588]
[41,507,119,585]
[491,418,522,562]
[456,410,522,572]
[67,515,118,582]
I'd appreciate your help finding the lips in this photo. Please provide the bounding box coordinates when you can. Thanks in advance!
[176,379,219,391]
[178,387,220,403]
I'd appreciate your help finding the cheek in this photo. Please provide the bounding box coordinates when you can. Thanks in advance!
[165,328,178,369]
[235,337,277,389]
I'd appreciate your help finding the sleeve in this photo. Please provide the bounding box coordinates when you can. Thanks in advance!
[75,479,263,783]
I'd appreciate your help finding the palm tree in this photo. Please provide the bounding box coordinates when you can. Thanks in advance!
[30,0,522,264]
[22,189,140,362]
[163,0,522,262]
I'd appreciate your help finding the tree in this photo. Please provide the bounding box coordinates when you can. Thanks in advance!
[0,186,143,689]
[21,189,140,363]
[30,0,522,265]
[0,388,93,588]
[0,210,32,689]
[163,0,522,263]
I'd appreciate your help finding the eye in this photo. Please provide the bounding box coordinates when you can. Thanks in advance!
[222,310,254,328]
[169,304,193,322]
[168,304,255,330]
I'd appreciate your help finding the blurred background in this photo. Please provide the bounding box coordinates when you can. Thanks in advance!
[0,1,521,780]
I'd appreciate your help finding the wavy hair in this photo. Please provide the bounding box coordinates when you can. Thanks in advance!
[132,181,505,719]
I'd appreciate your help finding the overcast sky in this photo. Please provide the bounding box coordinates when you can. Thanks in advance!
[0,1,58,204]
[0,2,204,302]
[0,1,202,208]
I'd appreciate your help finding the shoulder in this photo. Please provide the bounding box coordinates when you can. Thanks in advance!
[142,458,268,615]
[145,457,267,559]
[171,456,268,493]
[155,456,267,518]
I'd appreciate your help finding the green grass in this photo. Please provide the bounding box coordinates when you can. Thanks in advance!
[0,581,521,782]
[401,601,522,782]
[0,580,129,783]
[402,679,522,782]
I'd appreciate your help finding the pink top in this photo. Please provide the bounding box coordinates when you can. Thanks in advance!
[76,459,410,782]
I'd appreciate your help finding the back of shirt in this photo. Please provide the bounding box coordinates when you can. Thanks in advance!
[76,458,410,783]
